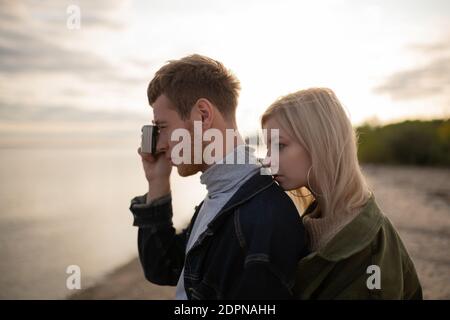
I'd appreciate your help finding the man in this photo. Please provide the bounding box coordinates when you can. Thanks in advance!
[129,54,308,299]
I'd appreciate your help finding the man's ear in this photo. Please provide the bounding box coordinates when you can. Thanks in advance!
[192,98,214,129]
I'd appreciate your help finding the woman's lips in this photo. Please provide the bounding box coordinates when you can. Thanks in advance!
[273,174,283,181]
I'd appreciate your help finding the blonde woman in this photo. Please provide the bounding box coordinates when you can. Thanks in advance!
[261,88,422,299]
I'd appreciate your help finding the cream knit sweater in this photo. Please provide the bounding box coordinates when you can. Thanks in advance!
[302,201,362,252]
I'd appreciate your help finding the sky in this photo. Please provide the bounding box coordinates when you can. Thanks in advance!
[0,0,449,146]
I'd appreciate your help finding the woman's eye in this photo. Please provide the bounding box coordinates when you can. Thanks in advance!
[266,143,285,153]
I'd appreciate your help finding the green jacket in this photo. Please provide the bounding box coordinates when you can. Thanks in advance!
[294,196,423,299]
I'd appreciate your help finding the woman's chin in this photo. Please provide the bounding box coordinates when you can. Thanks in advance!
[273,176,304,191]
[273,176,288,190]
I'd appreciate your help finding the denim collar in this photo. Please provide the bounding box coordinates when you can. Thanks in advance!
[186,171,275,256]
[202,172,274,232]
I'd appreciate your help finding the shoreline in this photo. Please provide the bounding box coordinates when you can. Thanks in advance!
[69,257,175,300]
[70,164,450,300]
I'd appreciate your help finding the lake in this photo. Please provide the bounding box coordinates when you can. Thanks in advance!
[1,147,449,299]
[0,146,206,299]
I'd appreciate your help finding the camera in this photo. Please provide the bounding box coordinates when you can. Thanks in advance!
[141,125,159,154]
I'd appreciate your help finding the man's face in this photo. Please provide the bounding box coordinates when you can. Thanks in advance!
[152,94,203,177]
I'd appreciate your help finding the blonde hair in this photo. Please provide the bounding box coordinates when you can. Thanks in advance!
[261,88,370,220]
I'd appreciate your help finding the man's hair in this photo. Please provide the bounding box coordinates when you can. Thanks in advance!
[147,54,241,121]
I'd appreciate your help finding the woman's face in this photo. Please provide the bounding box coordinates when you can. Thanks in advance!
[262,116,312,191]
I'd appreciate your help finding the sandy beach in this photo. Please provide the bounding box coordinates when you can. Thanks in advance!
[70,165,450,300]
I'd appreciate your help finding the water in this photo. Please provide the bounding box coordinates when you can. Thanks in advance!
[2,146,448,299]
[0,146,205,299]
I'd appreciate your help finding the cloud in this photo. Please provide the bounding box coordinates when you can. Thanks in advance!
[0,103,147,123]
[0,30,113,75]
[0,0,128,30]
[0,0,138,81]
[374,38,450,104]
[0,33,146,84]
[408,39,450,55]
[374,57,450,100]
[0,0,152,126]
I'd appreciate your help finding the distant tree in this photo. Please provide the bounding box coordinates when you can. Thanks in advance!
[356,119,450,167]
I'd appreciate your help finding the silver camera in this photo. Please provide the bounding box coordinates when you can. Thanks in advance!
[141,125,159,154]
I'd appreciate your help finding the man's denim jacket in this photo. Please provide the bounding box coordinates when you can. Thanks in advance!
[129,173,309,299]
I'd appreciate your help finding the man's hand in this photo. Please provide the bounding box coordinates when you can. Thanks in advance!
[137,147,172,203]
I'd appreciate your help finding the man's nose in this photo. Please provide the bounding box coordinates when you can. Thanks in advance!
[261,155,271,168]
[156,136,168,154]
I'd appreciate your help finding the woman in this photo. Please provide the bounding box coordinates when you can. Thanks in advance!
[261,88,422,299]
